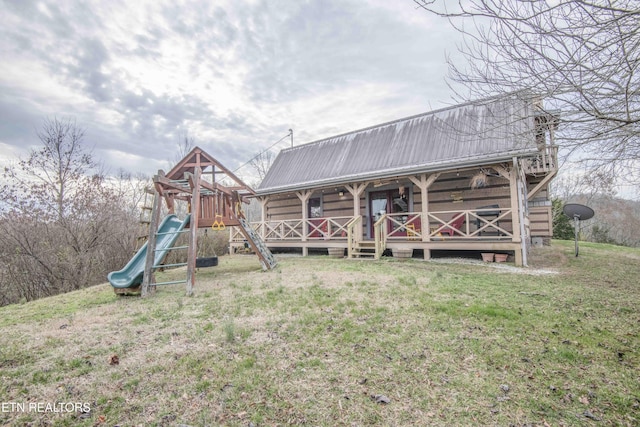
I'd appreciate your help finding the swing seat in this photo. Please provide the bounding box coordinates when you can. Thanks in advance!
[196,256,218,268]
[211,213,226,230]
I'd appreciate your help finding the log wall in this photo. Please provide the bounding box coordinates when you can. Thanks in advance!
[262,168,552,239]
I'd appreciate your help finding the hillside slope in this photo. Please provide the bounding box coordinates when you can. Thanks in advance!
[1,241,638,426]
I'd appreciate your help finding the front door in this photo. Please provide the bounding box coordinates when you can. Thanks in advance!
[369,191,388,237]
[368,187,409,236]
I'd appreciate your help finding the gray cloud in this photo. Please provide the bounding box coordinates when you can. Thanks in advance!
[0,0,460,181]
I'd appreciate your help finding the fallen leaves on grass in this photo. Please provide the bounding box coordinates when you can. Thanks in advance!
[372,394,391,404]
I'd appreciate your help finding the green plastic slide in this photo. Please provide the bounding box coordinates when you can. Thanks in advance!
[107,214,191,288]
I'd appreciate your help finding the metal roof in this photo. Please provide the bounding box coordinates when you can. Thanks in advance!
[257,94,538,194]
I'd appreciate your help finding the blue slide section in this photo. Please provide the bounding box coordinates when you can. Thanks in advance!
[108,214,191,289]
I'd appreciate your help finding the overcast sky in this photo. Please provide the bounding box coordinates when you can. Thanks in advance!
[0,0,464,182]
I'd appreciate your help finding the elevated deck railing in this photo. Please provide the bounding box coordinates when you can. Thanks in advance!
[523,144,558,175]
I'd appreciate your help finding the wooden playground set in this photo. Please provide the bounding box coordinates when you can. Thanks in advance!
[107,147,277,297]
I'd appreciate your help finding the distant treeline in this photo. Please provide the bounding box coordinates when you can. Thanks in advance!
[553,196,640,247]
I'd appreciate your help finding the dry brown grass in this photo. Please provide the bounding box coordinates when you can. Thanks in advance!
[1,241,638,426]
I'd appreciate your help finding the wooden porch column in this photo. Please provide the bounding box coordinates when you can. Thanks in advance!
[258,196,269,241]
[345,183,367,240]
[409,173,440,260]
[515,158,529,267]
[495,163,523,266]
[296,190,313,256]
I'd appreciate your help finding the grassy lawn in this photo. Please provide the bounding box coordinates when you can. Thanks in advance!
[0,240,638,426]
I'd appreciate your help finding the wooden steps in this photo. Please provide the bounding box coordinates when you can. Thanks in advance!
[350,241,377,259]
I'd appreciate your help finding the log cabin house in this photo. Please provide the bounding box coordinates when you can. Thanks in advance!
[231,93,558,266]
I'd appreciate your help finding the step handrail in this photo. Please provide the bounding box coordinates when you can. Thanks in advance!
[346,216,362,258]
[373,214,387,260]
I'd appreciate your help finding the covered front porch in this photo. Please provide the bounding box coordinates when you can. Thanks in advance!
[230,205,524,265]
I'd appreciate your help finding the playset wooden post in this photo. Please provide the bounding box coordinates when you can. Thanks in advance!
[185,167,201,296]
[141,187,162,297]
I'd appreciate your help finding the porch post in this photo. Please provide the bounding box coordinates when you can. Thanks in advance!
[345,183,367,240]
[511,163,523,266]
[515,158,529,266]
[296,190,313,256]
[409,173,440,260]
[496,163,523,266]
[258,196,269,240]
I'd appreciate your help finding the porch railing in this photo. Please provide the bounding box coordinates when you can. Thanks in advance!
[231,216,354,242]
[231,208,514,244]
[382,208,513,240]
[307,216,353,239]
[385,213,423,240]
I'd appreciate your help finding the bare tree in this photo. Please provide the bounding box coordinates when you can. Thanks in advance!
[2,118,96,220]
[552,169,618,203]
[174,131,196,164]
[249,150,275,183]
[414,0,639,181]
[0,118,137,305]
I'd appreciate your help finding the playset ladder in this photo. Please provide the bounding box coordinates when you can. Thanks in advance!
[151,237,189,286]
[235,217,278,270]
[152,231,189,272]
[135,187,155,252]
[144,225,191,289]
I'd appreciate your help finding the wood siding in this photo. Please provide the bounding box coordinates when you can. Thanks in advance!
[262,166,552,242]
[529,206,552,237]
[527,175,553,237]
